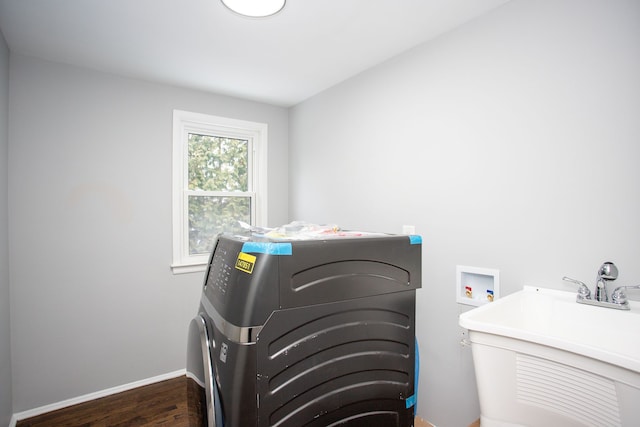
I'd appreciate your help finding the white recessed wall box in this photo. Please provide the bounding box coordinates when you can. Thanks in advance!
[456,265,500,306]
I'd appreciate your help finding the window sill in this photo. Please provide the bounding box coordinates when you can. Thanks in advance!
[171,262,207,275]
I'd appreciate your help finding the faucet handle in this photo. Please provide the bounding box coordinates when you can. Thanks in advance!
[611,285,640,305]
[563,276,591,300]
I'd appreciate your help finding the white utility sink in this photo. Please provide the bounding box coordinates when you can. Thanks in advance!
[460,286,640,427]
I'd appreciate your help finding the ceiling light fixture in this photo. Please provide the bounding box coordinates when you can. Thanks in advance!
[221,0,286,18]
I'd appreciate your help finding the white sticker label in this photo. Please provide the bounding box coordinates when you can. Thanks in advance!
[220,342,228,363]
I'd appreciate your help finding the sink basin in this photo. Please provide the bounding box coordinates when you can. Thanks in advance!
[459,286,640,427]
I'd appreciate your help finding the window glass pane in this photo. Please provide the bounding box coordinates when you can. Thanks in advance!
[188,195,251,255]
[188,133,248,192]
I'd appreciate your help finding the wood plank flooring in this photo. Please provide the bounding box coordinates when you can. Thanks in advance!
[16,376,200,427]
[16,376,479,426]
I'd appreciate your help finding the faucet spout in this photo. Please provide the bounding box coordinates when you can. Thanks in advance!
[595,261,618,302]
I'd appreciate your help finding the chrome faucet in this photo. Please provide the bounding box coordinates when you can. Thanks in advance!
[563,261,631,310]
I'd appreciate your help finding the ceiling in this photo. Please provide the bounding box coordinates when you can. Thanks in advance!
[0,0,510,107]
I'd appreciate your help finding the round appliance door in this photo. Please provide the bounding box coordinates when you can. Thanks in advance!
[187,314,222,427]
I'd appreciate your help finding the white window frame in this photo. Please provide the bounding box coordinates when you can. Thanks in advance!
[171,110,268,274]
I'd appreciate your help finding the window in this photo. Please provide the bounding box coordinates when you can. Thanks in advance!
[172,110,267,273]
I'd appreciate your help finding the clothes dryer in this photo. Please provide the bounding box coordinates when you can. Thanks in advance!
[187,230,421,427]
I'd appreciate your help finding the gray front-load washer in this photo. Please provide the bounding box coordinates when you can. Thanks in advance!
[187,230,422,427]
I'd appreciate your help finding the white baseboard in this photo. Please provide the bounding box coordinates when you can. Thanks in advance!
[9,369,186,427]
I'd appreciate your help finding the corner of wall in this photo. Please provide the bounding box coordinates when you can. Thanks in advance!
[0,26,14,427]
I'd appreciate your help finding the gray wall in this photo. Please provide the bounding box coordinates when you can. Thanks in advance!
[0,29,12,427]
[8,54,289,412]
[289,1,640,426]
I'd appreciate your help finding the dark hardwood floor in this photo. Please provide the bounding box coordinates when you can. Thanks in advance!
[16,376,202,427]
[15,376,466,426]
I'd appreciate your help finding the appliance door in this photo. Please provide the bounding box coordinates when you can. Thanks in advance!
[187,315,223,427]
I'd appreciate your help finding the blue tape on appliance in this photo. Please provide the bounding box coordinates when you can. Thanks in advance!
[405,393,416,409]
[241,242,293,255]
[412,337,420,414]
